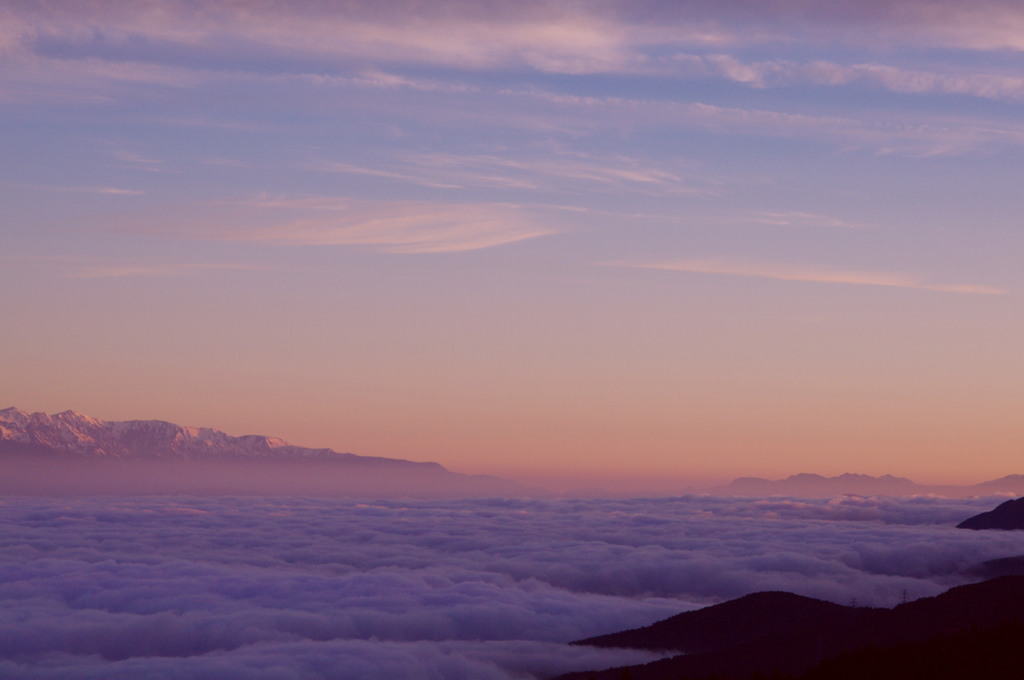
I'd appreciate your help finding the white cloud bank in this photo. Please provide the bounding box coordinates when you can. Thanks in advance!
[2,495,1024,679]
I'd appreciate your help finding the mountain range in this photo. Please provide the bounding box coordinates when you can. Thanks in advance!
[0,407,534,497]
[0,407,369,461]
[708,472,1024,498]
[4,407,1023,499]
[557,576,1024,680]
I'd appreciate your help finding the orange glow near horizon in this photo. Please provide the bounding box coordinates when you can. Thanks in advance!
[3,1,1024,490]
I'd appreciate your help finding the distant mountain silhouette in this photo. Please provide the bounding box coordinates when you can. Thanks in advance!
[0,406,400,461]
[0,407,538,497]
[711,473,920,496]
[707,473,1024,498]
[957,497,1024,530]
[557,576,1024,680]
[967,475,1024,495]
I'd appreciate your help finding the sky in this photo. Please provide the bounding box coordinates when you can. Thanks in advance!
[2,0,1023,490]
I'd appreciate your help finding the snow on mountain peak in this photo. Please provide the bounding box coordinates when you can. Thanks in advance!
[53,410,105,427]
[0,407,345,461]
[0,407,29,425]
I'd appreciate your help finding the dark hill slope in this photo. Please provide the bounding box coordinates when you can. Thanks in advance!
[576,591,863,654]
[558,576,1024,680]
[958,497,1024,530]
[966,554,1024,579]
[797,620,1024,680]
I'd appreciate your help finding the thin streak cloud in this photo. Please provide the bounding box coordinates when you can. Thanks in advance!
[70,263,269,278]
[307,160,465,189]
[747,212,865,229]
[672,54,1024,102]
[204,199,554,254]
[34,185,146,196]
[611,259,1008,295]
[8,1,1024,83]
[510,89,1024,156]
[406,153,698,194]
[311,152,702,195]
[26,257,273,278]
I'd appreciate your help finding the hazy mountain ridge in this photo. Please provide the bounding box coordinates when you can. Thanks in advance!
[5,407,1022,500]
[708,472,1024,499]
[0,407,537,497]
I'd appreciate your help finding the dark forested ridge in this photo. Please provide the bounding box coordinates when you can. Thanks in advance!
[966,554,1024,580]
[794,620,1024,680]
[556,576,1024,680]
[958,497,1024,530]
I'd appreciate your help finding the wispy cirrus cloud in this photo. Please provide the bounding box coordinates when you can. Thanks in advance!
[35,185,146,196]
[3,0,1024,121]
[510,89,1024,156]
[2,1,663,77]
[743,212,869,230]
[26,256,270,278]
[311,151,703,196]
[8,1,1024,76]
[307,160,466,190]
[71,263,267,278]
[304,70,479,94]
[107,149,165,170]
[608,259,1007,295]
[84,187,144,196]
[407,152,701,194]
[138,197,554,254]
[0,46,202,104]
[671,53,1024,102]
[5,1,1024,159]
[241,201,551,254]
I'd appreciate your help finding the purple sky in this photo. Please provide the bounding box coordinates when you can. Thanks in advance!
[2,1,1023,488]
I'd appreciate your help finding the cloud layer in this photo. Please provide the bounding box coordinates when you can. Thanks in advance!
[9,1,1024,73]
[7,0,1024,106]
[3,495,1024,679]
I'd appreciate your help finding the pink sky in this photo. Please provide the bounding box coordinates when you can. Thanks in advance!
[2,0,1023,490]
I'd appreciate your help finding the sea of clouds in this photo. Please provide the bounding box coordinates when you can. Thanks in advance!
[3,494,1024,679]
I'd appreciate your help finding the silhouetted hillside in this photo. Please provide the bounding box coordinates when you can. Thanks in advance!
[796,620,1024,680]
[557,576,1024,680]
[957,497,1024,530]
[576,591,864,655]
[966,555,1024,579]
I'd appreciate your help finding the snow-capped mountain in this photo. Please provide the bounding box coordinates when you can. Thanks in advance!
[0,408,541,497]
[1,407,391,463]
